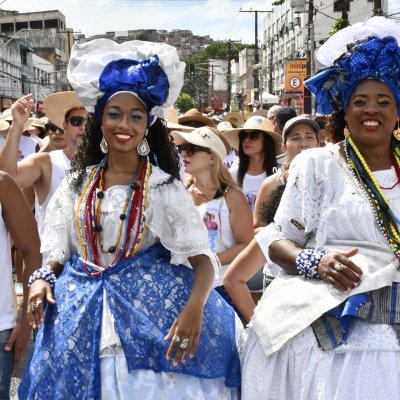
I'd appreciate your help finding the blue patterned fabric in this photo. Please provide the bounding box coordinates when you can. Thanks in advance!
[305,36,400,115]
[18,244,240,400]
[95,55,169,125]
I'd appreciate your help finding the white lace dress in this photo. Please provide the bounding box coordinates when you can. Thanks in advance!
[36,165,240,400]
[242,144,400,400]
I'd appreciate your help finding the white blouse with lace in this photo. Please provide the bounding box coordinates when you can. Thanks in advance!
[40,165,219,353]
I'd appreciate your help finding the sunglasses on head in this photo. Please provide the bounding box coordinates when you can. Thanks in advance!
[67,116,87,127]
[47,124,64,134]
[239,131,262,141]
[177,143,211,156]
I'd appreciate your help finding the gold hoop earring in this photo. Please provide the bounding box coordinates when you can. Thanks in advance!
[393,119,400,141]
[343,126,350,138]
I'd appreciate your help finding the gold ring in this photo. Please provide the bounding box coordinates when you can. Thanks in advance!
[334,263,344,272]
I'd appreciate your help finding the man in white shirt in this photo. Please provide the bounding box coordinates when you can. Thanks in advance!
[0,91,87,264]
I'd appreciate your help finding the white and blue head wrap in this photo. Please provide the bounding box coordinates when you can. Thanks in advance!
[305,17,400,115]
[67,39,185,126]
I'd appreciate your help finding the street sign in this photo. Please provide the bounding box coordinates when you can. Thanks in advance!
[285,59,307,93]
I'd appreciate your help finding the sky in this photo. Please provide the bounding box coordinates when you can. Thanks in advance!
[1,0,398,45]
[0,0,266,45]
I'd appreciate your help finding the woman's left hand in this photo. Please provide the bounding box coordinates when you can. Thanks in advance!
[165,301,203,366]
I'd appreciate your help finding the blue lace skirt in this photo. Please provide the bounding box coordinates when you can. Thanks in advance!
[19,244,240,399]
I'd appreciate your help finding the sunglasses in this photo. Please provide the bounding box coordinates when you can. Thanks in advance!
[239,131,262,141]
[47,124,64,134]
[177,143,211,156]
[67,116,87,127]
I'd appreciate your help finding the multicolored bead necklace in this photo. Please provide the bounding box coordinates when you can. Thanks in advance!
[75,157,151,275]
[344,135,400,261]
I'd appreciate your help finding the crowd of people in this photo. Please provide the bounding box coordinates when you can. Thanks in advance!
[0,15,399,400]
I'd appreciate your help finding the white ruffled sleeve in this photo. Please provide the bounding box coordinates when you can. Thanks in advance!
[40,176,77,266]
[145,167,219,274]
[268,145,341,249]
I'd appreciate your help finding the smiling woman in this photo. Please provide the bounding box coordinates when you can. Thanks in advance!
[19,38,241,400]
[240,17,400,400]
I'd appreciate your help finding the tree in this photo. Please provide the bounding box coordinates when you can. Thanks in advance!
[175,93,195,114]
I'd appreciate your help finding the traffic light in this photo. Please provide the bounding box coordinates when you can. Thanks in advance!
[189,63,196,76]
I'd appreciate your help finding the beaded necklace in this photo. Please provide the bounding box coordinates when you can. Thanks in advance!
[344,136,400,261]
[75,157,151,275]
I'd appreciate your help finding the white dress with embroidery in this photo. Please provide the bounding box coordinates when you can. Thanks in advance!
[40,165,240,400]
[242,144,400,400]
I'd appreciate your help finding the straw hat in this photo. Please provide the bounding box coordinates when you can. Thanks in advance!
[222,112,244,128]
[0,119,9,131]
[43,91,84,129]
[225,115,282,154]
[165,107,194,132]
[217,121,234,133]
[0,108,33,131]
[178,108,215,127]
[171,126,227,160]
[40,116,49,126]
[29,118,45,130]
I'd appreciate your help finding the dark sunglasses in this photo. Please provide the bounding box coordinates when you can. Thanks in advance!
[177,143,211,156]
[47,124,64,134]
[67,116,87,127]
[239,131,262,141]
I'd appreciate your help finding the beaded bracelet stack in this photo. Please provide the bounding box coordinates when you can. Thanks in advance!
[295,248,327,279]
[28,265,57,288]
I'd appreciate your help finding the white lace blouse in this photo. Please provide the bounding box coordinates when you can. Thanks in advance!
[269,143,400,249]
[41,165,218,273]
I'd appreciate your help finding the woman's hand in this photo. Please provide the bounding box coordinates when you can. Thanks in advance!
[10,94,33,130]
[27,279,56,329]
[318,248,363,291]
[165,301,203,366]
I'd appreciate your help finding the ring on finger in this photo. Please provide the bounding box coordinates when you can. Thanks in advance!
[328,276,335,284]
[172,335,181,343]
[30,302,36,313]
[179,338,190,350]
[35,300,43,307]
[334,262,344,272]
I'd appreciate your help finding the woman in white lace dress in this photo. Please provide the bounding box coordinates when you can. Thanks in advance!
[19,39,241,399]
[241,17,400,400]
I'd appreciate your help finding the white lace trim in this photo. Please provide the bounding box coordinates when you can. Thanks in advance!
[41,166,218,274]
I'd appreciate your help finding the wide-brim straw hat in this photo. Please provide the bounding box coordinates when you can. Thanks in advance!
[1,108,33,131]
[217,121,234,133]
[29,117,45,129]
[225,115,282,154]
[178,108,215,127]
[165,107,194,132]
[171,126,227,160]
[40,116,49,126]
[0,119,9,131]
[222,112,244,128]
[43,91,84,129]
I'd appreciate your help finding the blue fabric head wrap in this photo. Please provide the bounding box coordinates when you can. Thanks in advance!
[95,55,170,126]
[305,36,400,115]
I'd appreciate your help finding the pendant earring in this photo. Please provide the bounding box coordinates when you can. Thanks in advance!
[343,126,350,138]
[393,119,400,141]
[137,130,150,156]
[100,136,109,154]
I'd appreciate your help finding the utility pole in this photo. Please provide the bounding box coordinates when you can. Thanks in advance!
[239,9,273,104]
[303,0,315,114]
[227,39,241,111]
[373,0,383,15]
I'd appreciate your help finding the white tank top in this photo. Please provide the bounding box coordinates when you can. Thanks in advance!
[0,203,16,330]
[35,150,71,265]
[196,192,236,287]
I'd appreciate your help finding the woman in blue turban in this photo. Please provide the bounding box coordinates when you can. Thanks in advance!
[18,39,241,399]
[240,16,400,399]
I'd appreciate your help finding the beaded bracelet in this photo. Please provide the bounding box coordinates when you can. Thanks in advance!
[28,265,57,288]
[295,248,327,279]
